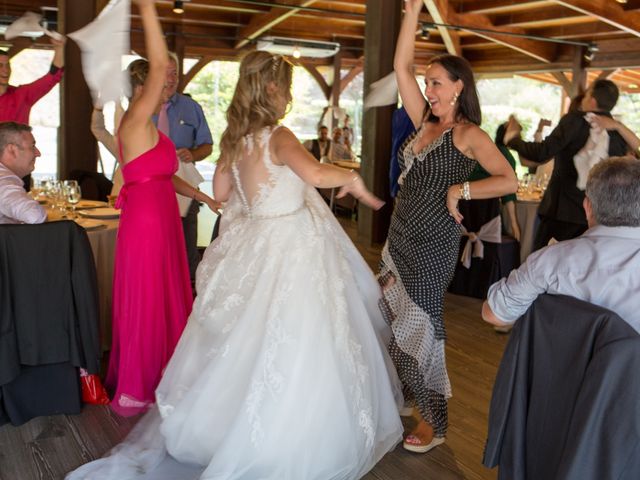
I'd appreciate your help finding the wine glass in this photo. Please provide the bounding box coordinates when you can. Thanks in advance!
[66,184,82,219]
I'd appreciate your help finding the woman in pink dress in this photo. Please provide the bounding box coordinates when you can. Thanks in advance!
[105,0,219,417]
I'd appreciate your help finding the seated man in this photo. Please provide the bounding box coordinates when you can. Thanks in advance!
[482,156,640,332]
[0,122,46,224]
[327,127,354,163]
[303,125,331,161]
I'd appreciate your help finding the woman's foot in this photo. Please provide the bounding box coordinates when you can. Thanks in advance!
[403,434,445,453]
[403,419,445,453]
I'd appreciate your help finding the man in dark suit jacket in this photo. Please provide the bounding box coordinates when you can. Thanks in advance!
[303,125,331,161]
[503,79,628,250]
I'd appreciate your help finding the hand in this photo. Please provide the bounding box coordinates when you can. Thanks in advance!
[202,195,222,214]
[49,35,66,48]
[537,118,551,130]
[336,175,385,211]
[446,184,463,224]
[588,114,618,131]
[177,148,194,163]
[503,116,522,145]
[404,0,424,15]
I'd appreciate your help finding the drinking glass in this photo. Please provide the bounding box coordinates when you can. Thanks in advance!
[66,184,82,218]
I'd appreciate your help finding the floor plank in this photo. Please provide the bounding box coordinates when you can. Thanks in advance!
[0,219,505,479]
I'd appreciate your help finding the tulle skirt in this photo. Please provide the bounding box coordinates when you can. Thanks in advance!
[67,189,403,480]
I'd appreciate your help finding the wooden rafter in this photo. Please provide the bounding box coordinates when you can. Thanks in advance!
[301,63,331,100]
[182,56,214,89]
[449,10,557,63]
[423,0,461,56]
[340,60,364,93]
[235,0,320,49]
[595,68,618,81]
[550,0,640,38]
[551,71,572,93]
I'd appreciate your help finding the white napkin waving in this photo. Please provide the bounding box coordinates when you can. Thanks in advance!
[364,72,398,110]
[68,0,131,107]
[4,11,63,41]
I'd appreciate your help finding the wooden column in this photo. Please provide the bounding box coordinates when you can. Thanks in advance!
[330,51,342,131]
[58,0,98,179]
[570,45,588,98]
[358,0,402,245]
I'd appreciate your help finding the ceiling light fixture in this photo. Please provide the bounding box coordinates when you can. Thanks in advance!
[256,36,340,58]
[616,0,628,4]
[420,23,431,41]
[173,0,184,14]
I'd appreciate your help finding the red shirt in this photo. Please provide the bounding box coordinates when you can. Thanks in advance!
[0,68,63,124]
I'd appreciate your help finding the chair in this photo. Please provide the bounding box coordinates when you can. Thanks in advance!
[484,294,640,480]
[448,198,520,299]
[68,170,113,202]
[0,221,102,425]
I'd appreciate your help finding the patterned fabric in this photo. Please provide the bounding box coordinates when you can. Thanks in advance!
[379,127,476,437]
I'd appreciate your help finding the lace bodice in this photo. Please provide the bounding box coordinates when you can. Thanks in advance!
[231,126,306,219]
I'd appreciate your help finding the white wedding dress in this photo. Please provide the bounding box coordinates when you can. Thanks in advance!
[67,126,403,480]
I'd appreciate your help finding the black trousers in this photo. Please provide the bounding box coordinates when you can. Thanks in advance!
[533,216,588,252]
[181,200,200,282]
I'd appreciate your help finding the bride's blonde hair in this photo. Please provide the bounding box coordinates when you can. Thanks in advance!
[219,51,293,170]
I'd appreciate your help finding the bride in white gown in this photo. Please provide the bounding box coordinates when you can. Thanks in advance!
[67,41,403,480]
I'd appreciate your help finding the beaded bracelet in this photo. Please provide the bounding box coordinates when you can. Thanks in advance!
[459,181,471,200]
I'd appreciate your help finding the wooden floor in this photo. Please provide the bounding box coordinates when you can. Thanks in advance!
[0,218,508,480]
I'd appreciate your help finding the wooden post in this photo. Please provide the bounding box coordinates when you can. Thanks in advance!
[330,51,342,131]
[57,0,98,179]
[570,45,588,99]
[358,0,402,245]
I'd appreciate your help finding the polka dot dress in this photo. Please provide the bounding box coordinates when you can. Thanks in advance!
[379,127,476,437]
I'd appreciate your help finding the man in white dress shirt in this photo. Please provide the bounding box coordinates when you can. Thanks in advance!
[482,156,640,332]
[0,122,46,224]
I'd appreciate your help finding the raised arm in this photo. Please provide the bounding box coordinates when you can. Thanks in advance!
[51,36,65,69]
[394,0,427,128]
[90,108,117,158]
[272,127,384,210]
[124,0,168,128]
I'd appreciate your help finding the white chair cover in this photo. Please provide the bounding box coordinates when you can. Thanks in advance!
[460,215,502,269]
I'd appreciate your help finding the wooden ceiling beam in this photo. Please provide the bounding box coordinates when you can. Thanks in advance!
[156,0,265,15]
[519,73,559,85]
[447,10,557,62]
[423,0,462,56]
[550,0,640,38]
[459,0,554,16]
[339,59,364,93]
[301,63,331,99]
[181,55,215,89]
[235,0,320,49]
[595,68,619,81]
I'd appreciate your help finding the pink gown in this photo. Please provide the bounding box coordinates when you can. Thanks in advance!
[106,132,193,417]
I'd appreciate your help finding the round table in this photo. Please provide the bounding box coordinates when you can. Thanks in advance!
[47,206,118,351]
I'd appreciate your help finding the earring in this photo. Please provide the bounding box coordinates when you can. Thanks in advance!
[450,91,459,106]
